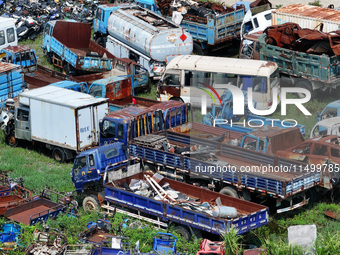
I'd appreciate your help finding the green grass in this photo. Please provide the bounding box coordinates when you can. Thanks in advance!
[253,203,340,255]
[0,133,74,194]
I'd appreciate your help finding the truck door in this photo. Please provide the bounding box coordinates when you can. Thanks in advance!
[72,155,90,192]
[42,23,52,52]
[15,107,31,141]
[132,65,149,91]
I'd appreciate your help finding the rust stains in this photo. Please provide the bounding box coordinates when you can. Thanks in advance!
[275,4,340,22]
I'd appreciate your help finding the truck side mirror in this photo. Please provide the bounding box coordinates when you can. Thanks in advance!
[317,111,320,117]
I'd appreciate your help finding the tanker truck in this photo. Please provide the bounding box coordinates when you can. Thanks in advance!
[93,4,193,78]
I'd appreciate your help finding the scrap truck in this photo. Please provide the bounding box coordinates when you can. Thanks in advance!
[0,86,109,162]
[71,143,269,241]
[239,31,340,97]
[136,0,245,54]
[42,20,113,76]
[93,4,193,77]
[1,45,149,92]
[69,101,335,215]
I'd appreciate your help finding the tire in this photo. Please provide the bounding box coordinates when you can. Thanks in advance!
[295,81,314,99]
[63,63,70,75]
[173,225,191,241]
[95,37,106,48]
[191,228,202,240]
[219,186,239,198]
[170,97,184,103]
[193,42,203,55]
[305,188,316,203]
[52,147,65,163]
[6,134,18,147]
[46,52,53,64]
[83,195,100,213]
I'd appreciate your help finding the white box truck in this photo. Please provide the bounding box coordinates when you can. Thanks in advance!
[0,86,109,162]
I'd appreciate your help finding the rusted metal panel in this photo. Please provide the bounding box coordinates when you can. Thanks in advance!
[273,4,340,33]
[53,21,91,49]
[1,45,30,54]
[0,62,21,73]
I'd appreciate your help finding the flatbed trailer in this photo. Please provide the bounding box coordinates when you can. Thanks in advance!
[4,190,67,225]
[129,132,331,212]
[103,172,268,236]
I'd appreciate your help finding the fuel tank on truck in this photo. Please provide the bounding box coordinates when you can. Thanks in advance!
[107,6,193,62]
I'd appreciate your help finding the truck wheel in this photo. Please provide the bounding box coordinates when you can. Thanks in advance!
[96,37,106,48]
[63,63,71,75]
[219,186,239,198]
[173,226,191,241]
[83,195,100,213]
[6,134,18,147]
[296,81,314,99]
[52,147,65,163]
[191,228,202,240]
[46,52,53,64]
[170,97,184,103]
[193,43,203,55]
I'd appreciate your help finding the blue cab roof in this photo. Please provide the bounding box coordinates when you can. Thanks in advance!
[77,142,125,158]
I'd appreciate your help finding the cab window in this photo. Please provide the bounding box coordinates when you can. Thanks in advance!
[102,120,116,138]
[17,109,29,121]
[43,24,51,36]
[0,30,5,46]
[7,28,15,43]
[89,154,95,167]
[73,156,87,176]
[104,148,118,159]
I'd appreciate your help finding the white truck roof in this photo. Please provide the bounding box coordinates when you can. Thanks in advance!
[18,86,108,108]
[165,55,278,77]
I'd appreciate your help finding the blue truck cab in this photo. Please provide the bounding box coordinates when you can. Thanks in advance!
[49,80,88,93]
[72,142,130,193]
[1,46,37,73]
[99,101,190,146]
[93,3,131,46]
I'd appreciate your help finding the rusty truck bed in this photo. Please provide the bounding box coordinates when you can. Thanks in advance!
[5,197,65,225]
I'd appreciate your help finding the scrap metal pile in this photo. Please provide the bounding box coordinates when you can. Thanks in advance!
[264,22,340,56]
[127,173,239,219]
[155,0,243,23]
[0,0,97,41]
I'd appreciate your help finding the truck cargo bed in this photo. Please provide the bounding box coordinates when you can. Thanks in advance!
[129,132,321,198]
[105,172,268,235]
[5,197,65,225]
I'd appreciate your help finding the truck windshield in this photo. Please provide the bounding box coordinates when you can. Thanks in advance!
[270,70,279,88]
[321,107,337,119]
[162,73,180,86]
[73,156,87,176]
[89,85,103,98]
[312,125,328,137]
